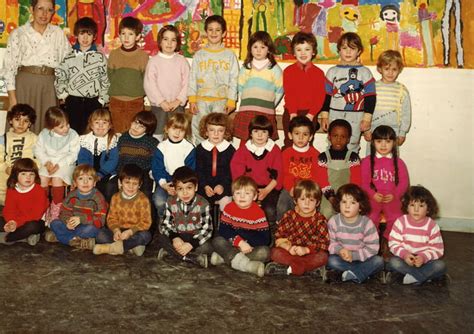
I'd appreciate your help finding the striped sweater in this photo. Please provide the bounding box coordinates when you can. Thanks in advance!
[328,213,379,261]
[389,215,444,263]
[59,189,108,229]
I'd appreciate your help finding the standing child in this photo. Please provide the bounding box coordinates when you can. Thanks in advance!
[157,167,213,268]
[266,180,329,277]
[49,164,107,249]
[0,158,48,246]
[144,25,190,141]
[152,113,195,217]
[320,32,376,151]
[0,104,38,205]
[361,125,409,244]
[231,115,282,230]
[327,184,384,283]
[387,186,447,285]
[93,164,152,257]
[34,107,80,223]
[282,31,325,148]
[233,31,283,143]
[364,50,411,148]
[108,17,149,133]
[54,17,110,135]
[78,108,119,197]
[188,15,239,144]
[211,176,271,277]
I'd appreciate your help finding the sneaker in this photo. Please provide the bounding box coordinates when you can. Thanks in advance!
[210,252,225,266]
[306,266,327,281]
[184,253,209,268]
[44,230,58,243]
[69,237,95,250]
[157,248,168,261]
[131,246,146,257]
[403,273,419,285]
[27,234,40,246]
[196,254,208,268]
[246,261,265,277]
[342,270,358,282]
[384,271,404,285]
[264,262,290,276]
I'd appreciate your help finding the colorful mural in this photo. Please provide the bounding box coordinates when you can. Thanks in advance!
[0,0,472,68]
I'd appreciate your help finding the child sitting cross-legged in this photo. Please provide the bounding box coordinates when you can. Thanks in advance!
[211,176,271,277]
[48,164,108,250]
[93,164,152,256]
[265,180,329,278]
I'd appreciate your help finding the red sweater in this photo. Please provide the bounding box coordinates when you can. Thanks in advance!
[283,62,326,116]
[3,184,49,228]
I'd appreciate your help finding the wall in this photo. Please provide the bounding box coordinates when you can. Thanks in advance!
[0,49,473,231]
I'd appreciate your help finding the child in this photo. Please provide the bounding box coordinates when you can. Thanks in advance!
[233,31,283,143]
[282,31,325,148]
[144,25,190,141]
[157,166,213,268]
[364,50,411,147]
[231,115,282,230]
[320,32,376,152]
[277,116,327,220]
[361,125,409,242]
[188,15,239,144]
[327,184,384,283]
[108,16,149,133]
[34,107,80,223]
[49,164,107,249]
[211,176,270,277]
[318,119,362,218]
[93,164,152,256]
[54,17,110,135]
[387,186,447,284]
[266,180,329,277]
[152,113,195,217]
[77,108,119,198]
[0,158,48,245]
[0,104,38,205]
[196,113,235,212]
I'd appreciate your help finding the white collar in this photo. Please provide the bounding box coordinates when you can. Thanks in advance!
[201,139,231,152]
[15,183,35,193]
[245,139,275,156]
[129,131,145,139]
[121,191,138,200]
[158,52,176,59]
[252,58,270,70]
[292,144,310,153]
[376,152,393,158]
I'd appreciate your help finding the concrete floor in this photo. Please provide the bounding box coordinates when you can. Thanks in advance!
[0,231,472,333]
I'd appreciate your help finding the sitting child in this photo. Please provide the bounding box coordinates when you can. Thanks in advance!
[386,186,447,285]
[327,183,384,283]
[157,166,213,268]
[93,164,152,256]
[0,158,48,245]
[211,176,271,277]
[48,164,108,250]
[266,180,329,277]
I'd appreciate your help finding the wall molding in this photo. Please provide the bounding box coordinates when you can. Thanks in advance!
[438,218,474,233]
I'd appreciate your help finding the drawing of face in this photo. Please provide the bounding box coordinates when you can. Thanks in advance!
[380,5,400,23]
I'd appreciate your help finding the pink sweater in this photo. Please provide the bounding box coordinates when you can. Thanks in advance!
[361,155,409,198]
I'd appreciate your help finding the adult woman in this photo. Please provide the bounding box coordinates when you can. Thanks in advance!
[3,0,71,133]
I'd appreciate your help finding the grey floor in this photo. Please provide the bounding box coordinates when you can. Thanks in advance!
[0,231,472,333]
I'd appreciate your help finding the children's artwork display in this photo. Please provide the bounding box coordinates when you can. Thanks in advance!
[0,0,472,69]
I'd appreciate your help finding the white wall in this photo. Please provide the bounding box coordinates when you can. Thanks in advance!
[1,49,473,231]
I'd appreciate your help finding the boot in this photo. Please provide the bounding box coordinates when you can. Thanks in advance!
[27,234,41,246]
[264,262,290,276]
[157,248,168,260]
[231,252,265,277]
[184,253,209,268]
[69,237,96,250]
[93,241,123,255]
[210,252,225,266]
[44,229,58,243]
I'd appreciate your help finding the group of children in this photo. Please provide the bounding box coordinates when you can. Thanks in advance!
[0,13,447,285]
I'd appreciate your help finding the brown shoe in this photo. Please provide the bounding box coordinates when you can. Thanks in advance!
[44,230,58,243]
[69,237,95,250]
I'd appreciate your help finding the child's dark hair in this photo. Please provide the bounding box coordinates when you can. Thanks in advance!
[232,175,258,195]
[293,179,322,203]
[248,115,273,138]
[119,164,144,184]
[204,15,227,32]
[74,17,98,36]
[402,185,439,219]
[328,119,352,138]
[73,164,98,182]
[7,158,40,188]
[291,31,317,59]
[172,166,198,187]
[370,125,399,191]
[44,106,68,130]
[165,113,192,140]
[31,0,55,9]
[157,25,181,52]
[243,31,277,69]
[335,183,371,216]
[133,111,157,136]
[119,16,143,35]
[7,103,37,125]
[288,115,315,135]
[199,112,233,141]
[337,32,364,54]
[88,108,115,147]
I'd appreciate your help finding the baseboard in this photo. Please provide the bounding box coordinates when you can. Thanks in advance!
[438,217,474,233]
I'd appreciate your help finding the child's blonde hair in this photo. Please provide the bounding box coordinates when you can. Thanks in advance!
[164,113,192,140]
[231,176,258,195]
[199,112,233,141]
[44,106,68,130]
[293,180,322,203]
[73,164,98,182]
[88,108,116,146]
[377,49,404,71]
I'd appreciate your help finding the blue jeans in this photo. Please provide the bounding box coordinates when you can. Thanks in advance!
[50,220,100,245]
[152,185,168,219]
[327,254,384,283]
[96,228,151,252]
[386,256,447,283]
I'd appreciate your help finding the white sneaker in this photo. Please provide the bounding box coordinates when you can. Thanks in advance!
[27,234,40,246]
[210,252,225,266]
[157,248,168,260]
[132,246,146,257]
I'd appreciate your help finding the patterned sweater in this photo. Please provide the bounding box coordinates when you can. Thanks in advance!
[107,191,152,233]
[117,132,158,175]
[276,210,329,253]
[59,189,108,228]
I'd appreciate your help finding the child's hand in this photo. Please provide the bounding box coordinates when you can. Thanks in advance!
[413,255,424,267]
[363,131,372,142]
[160,101,171,112]
[340,248,352,262]
[4,220,17,233]
[373,193,384,203]
[360,120,371,132]
[189,103,198,115]
[51,164,59,174]
[288,245,297,256]
[164,183,176,196]
[320,118,329,132]
[176,242,193,256]
[172,237,184,250]
[113,229,122,241]
[295,246,309,257]
[382,194,394,203]
[225,106,235,114]
[169,100,181,111]
[404,254,416,266]
[238,240,253,254]
[204,185,215,197]
[214,185,224,195]
[120,229,133,240]
[258,188,270,201]
[45,161,54,173]
[66,217,81,230]
[397,136,406,146]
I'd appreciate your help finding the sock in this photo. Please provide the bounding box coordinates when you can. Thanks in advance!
[342,270,357,282]
[51,186,65,204]
[287,266,292,275]
[403,273,419,285]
